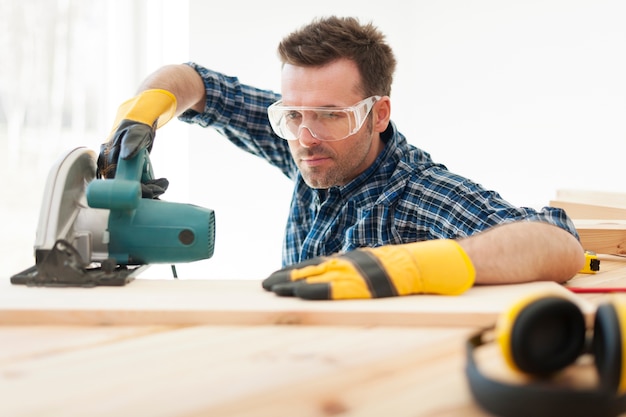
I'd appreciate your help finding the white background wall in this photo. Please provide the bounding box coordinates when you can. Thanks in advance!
[2,0,625,280]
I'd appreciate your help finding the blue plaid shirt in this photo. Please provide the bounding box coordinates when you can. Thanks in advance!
[179,63,579,266]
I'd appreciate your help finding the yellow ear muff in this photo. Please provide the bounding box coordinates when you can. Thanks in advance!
[496,293,543,373]
[468,294,626,417]
[496,294,586,376]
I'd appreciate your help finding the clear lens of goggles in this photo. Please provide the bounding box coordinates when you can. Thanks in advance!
[267,96,381,141]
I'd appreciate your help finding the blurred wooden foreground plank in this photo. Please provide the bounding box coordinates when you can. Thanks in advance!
[0,325,485,417]
[195,327,484,417]
[0,325,173,367]
[0,279,590,327]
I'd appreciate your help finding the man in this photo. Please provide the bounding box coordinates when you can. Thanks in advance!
[98,16,584,300]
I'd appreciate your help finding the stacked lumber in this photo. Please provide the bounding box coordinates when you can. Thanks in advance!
[550,190,626,255]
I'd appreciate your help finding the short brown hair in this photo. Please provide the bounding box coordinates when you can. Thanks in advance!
[277,16,397,97]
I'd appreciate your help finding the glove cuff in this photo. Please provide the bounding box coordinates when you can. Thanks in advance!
[369,239,475,296]
[407,239,475,295]
[113,89,177,131]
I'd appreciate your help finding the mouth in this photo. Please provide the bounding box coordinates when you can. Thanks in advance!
[300,155,331,167]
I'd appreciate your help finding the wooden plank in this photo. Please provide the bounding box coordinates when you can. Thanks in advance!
[550,200,626,220]
[0,325,484,417]
[573,220,626,255]
[195,327,484,417]
[0,278,592,327]
[0,325,172,366]
[0,323,601,417]
[566,254,626,288]
[549,194,626,254]
[205,329,602,417]
[555,189,626,209]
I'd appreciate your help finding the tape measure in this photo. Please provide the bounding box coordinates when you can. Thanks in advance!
[579,250,600,274]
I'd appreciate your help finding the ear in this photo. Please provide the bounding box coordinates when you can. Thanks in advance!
[373,96,391,133]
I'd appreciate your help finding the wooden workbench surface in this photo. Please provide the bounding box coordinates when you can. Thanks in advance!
[1,255,625,416]
[0,277,590,327]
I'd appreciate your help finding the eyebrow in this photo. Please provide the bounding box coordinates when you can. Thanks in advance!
[282,103,349,108]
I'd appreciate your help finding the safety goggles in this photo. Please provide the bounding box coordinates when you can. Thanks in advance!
[267,96,381,142]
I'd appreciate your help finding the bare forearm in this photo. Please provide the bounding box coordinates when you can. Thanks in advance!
[138,64,206,115]
[458,222,585,285]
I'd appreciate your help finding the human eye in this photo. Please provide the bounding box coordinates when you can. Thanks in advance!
[285,110,303,122]
[318,110,344,120]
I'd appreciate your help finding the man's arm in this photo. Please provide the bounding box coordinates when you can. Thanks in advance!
[138,64,206,115]
[262,221,586,299]
[96,64,207,182]
[458,221,585,285]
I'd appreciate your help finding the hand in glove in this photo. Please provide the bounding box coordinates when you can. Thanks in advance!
[262,239,475,300]
[97,89,177,198]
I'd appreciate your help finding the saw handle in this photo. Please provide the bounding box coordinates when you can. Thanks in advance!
[86,148,153,210]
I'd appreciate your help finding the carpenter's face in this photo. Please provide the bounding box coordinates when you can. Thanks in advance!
[280,59,388,189]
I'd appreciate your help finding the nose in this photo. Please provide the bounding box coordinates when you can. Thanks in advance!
[297,125,321,148]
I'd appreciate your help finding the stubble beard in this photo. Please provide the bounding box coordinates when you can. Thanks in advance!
[298,118,375,189]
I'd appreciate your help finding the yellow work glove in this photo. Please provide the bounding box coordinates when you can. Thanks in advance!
[262,239,475,300]
[97,89,177,198]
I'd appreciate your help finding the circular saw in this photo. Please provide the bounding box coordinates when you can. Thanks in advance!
[11,147,216,287]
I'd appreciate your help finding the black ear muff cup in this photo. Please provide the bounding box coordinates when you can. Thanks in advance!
[594,303,622,392]
[509,296,586,375]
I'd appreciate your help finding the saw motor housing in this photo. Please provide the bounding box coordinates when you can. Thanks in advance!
[86,148,215,265]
